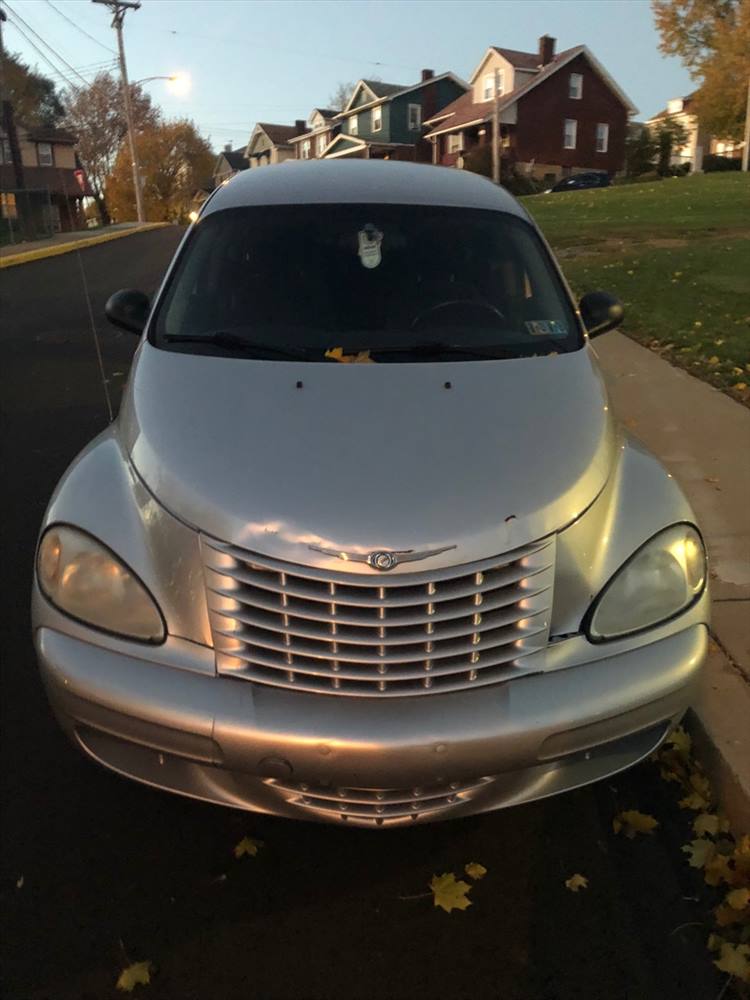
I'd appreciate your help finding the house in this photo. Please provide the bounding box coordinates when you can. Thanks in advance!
[0,123,91,238]
[245,121,307,167]
[646,94,743,171]
[213,143,249,185]
[423,36,638,184]
[289,108,340,160]
[322,70,468,161]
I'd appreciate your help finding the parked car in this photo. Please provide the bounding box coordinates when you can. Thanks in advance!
[32,161,708,827]
[546,171,611,193]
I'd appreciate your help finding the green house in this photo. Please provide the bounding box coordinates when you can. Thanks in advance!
[323,71,468,162]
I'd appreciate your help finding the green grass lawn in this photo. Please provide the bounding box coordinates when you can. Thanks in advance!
[522,173,750,400]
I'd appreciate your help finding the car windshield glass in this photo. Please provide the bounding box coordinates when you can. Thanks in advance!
[152,204,581,362]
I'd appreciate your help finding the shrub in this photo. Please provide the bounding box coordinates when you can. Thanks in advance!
[703,154,741,172]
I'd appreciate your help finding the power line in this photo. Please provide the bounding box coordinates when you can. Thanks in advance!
[2,1,89,87]
[2,9,81,90]
[44,0,116,54]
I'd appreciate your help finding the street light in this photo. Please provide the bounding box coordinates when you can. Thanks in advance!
[135,73,191,96]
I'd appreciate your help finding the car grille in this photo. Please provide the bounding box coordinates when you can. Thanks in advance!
[264,776,494,825]
[202,536,554,697]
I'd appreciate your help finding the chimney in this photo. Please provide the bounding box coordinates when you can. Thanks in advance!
[539,35,556,66]
[421,68,434,81]
[295,119,307,135]
[224,142,232,152]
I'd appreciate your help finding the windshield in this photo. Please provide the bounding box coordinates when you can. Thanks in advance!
[152,204,581,362]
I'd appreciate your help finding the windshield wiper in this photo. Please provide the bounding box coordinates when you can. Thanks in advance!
[341,340,518,360]
[163,331,319,360]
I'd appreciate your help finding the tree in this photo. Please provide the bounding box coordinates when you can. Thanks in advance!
[105,119,214,223]
[652,0,750,140]
[654,115,690,173]
[64,72,160,225]
[0,51,65,127]
[328,81,356,111]
[624,123,658,176]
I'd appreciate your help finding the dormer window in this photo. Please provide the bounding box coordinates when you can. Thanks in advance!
[568,73,583,100]
[37,142,54,166]
[408,103,421,131]
[348,114,358,136]
[483,70,504,100]
[372,105,382,132]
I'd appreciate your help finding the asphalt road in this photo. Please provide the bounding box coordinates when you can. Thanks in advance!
[0,230,726,1000]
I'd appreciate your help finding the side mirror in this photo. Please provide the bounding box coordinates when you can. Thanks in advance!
[105,288,150,335]
[579,290,624,338]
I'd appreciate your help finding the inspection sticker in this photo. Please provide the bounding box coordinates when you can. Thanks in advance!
[525,319,567,337]
[358,226,383,269]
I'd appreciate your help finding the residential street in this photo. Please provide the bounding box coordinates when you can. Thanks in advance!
[0,230,729,1000]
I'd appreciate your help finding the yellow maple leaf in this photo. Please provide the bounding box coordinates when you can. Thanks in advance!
[565,873,589,892]
[707,933,724,952]
[726,887,750,911]
[715,903,744,927]
[679,772,711,811]
[116,961,153,993]
[707,354,719,364]
[693,813,729,837]
[666,727,692,757]
[324,347,374,365]
[682,838,716,869]
[613,810,659,839]
[714,942,750,983]
[734,382,748,391]
[704,853,734,887]
[429,872,472,913]
[233,836,264,859]
[464,862,487,881]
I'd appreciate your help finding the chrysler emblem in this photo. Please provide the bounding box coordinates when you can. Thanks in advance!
[309,544,457,571]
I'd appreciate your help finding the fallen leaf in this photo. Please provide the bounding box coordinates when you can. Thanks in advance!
[16,875,23,890]
[726,887,750,911]
[707,355,719,365]
[324,347,374,365]
[715,903,745,927]
[693,813,729,837]
[464,862,487,881]
[707,932,725,952]
[613,810,659,839]
[666,727,691,757]
[116,961,154,993]
[429,872,472,913]
[704,477,720,486]
[234,836,264,859]
[565,873,589,892]
[704,853,735,887]
[714,942,750,983]
[683,839,717,869]
[679,772,712,811]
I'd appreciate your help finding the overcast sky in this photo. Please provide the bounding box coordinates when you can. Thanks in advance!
[5,0,694,147]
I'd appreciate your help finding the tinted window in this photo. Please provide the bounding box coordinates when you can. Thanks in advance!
[153,204,581,362]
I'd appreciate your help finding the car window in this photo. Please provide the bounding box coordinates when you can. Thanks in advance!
[152,204,581,362]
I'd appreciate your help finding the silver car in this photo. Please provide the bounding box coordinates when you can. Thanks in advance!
[32,161,709,827]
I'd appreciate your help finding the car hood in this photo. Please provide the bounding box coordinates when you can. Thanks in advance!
[120,343,615,572]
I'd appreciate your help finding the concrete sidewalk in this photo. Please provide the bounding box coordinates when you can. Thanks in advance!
[594,332,750,831]
[0,222,169,268]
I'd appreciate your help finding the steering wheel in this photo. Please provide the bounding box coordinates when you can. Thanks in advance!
[411,299,506,331]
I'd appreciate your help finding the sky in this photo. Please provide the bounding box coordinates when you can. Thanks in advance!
[4,0,695,149]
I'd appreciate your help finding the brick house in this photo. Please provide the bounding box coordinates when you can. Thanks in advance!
[1,123,91,238]
[289,108,340,160]
[244,121,307,168]
[322,71,468,161]
[423,36,637,184]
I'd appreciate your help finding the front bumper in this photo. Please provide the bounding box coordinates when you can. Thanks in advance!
[35,613,708,827]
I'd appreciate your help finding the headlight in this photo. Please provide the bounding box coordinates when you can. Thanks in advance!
[37,526,165,642]
[586,524,706,642]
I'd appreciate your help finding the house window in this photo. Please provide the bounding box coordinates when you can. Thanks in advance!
[569,73,583,100]
[483,70,504,99]
[301,139,311,159]
[316,133,327,156]
[37,142,54,166]
[447,132,463,154]
[0,137,13,163]
[372,105,382,132]
[1,192,18,219]
[563,119,577,149]
[408,103,422,131]
[596,123,609,153]
[348,114,358,136]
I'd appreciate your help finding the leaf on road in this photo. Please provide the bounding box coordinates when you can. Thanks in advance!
[707,933,725,952]
[679,772,712,811]
[666,727,692,757]
[704,853,735,887]
[693,812,729,837]
[464,862,487,881]
[683,839,717,869]
[613,810,659,839]
[234,836,264,859]
[715,903,745,928]
[116,961,154,993]
[565,873,589,893]
[714,942,750,983]
[429,872,472,913]
[726,887,750,911]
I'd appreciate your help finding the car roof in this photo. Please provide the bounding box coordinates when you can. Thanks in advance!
[203,160,527,219]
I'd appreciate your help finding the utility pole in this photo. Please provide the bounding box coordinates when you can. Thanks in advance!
[93,0,145,222]
[491,67,500,185]
[742,78,750,173]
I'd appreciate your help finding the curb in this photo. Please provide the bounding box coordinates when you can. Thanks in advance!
[686,642,750,835]
[0,223,170,269]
